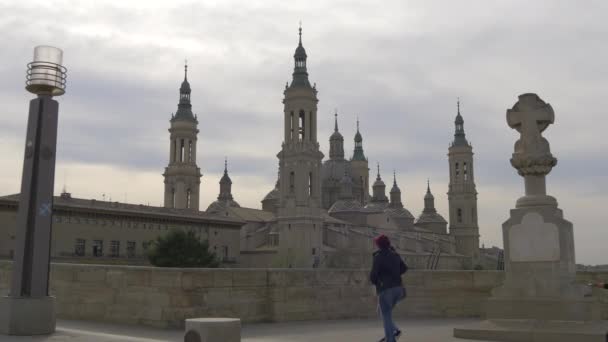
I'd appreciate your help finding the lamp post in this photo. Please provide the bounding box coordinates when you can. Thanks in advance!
[0,46,66,336]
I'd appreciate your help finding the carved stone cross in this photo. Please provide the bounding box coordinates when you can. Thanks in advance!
[506,93,558,207]
[507,93,554,158]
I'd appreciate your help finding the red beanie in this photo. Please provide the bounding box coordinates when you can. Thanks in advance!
[374,234,390,249]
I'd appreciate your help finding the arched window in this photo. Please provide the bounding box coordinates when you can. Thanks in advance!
[188,141,193,162]
[289,172,295,193]
[172,139,176,162]
[308,172,313,196]
[290,111,294,140]
[171,189,176,208]
[463,162,468,181]
[457,208,463,223]
[455,162,460,177]
[186,189,191,209]
[299,110,305,141]
[180,139,185,162]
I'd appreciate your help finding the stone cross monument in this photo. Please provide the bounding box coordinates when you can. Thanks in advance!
[455,93,608,341]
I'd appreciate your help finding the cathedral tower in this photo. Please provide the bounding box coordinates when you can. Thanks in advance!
[350,119,370,205]
[163,64,202,210]
[447,100,480,262]
[276,27,324,267]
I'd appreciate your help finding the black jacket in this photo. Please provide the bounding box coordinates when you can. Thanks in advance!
[369,248,407,294]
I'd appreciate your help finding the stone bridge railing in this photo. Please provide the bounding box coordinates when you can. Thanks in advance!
[0,261,605,328]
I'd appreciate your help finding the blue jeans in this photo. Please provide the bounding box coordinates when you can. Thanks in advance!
[378,286,405,342]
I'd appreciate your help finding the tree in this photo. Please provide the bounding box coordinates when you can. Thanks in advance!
[147,230,219,268]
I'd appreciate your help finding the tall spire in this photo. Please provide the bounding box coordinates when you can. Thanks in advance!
[371,162,388,203]
[174,62,195,121]
[291,24,310,88]
[184,60,188,81]
[329,109,344,160]
[453,97,468,146]
[353,117,366,161]
[298,21,302,45]
[424,179,436,212]
[218,157,233,201]
[334,109,338,132]
[389,170,402,208]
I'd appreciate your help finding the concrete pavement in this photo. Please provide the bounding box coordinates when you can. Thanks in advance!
[0,318,490,342]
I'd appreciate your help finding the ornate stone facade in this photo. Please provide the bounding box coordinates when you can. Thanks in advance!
[163,65,202,210]
[448,100,480,263]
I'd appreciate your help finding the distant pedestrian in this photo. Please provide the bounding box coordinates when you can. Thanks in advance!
[369,234,407,342]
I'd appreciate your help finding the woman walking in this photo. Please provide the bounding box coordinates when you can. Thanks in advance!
[370,235,407,342]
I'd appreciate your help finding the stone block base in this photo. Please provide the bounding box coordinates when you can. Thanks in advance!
[486,297,601,321]
[185,318,241,342]
[0,296,56,335]
[454,319,608,342]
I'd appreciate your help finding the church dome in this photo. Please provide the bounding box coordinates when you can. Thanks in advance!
[354,130,362,143]
[385,207,415,220]
[206,198,240,213]
[180,78,191,94]
[373,177,385,188]
[415,211,447,225]
[330,130,343,141]
[263,188,279,201]
[328,199,362,214]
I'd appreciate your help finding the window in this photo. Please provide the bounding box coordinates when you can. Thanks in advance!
[93,240,103,257]
[312,248,316,255]
[180,139,185,162]
[172,139,176,162]
[222,246,229,260]
[110,240,120,258]
[186,189,191,209]
[308,172,313,196]
[457,208,463,223]
[127,241,136,258]
[290,111,294,140]
[299,110,305,140]
[463,162,468,181]
[171,189,176,208]
[455,162,460,177]
[74,239,85,257]
[289,171,295,193]
[188,140,193,162]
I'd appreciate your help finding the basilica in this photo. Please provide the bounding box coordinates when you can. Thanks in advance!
[0,28,485,270]
[163,28,482,269]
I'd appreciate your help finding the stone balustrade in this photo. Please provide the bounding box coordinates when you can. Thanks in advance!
[0,261,605,328]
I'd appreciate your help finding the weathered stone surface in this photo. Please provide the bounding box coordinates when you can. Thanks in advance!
[0,261,605,330]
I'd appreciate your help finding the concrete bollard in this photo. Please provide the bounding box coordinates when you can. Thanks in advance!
[184,318,241,342]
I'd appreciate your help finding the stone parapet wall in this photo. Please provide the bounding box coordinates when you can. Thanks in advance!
[0,261,605,328]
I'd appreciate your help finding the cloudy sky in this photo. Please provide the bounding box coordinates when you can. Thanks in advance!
[1,0,606,265]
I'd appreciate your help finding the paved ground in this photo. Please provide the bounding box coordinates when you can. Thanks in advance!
[0,318,489,342]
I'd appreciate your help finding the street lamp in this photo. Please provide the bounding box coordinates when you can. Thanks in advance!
[0,45,66,336]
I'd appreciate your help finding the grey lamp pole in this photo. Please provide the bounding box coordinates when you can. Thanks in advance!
[0,46,66,336]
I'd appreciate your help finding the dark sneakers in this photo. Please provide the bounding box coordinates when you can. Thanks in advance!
[377,329,402,342]
[394,329,402,339]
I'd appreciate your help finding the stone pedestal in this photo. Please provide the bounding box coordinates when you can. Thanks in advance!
[184,318,241,342]
[454,93,608,341]
[0,296,56,335]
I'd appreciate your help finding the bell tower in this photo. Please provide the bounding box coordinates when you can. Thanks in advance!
[276,26,324,267]
[448,100,480,263]
[163,64,202,210]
